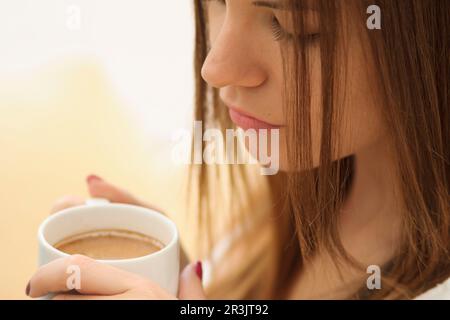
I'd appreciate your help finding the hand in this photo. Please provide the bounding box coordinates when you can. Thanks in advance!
[47,174,192,282]
[50,174,164,214]
[26,255,205,300]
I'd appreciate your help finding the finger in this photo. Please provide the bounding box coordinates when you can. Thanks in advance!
[178,261,206,300]
[52,287,176,300]
[86,175,142,205]
[52,292,135,300]
[50,195,85,214]
[86,174,165,213]
[27,255,143,298]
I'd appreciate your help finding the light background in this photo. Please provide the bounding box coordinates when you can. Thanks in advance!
[0,0,196,298]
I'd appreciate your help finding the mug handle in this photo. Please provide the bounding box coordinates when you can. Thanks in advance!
[85,198,110,206]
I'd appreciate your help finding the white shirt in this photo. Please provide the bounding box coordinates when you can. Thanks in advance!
[414,277,450,300]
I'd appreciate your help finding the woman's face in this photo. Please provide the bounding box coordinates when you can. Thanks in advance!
[201,0,386,171]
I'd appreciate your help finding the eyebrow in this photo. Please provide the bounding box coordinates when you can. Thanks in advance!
[252,0,316,11]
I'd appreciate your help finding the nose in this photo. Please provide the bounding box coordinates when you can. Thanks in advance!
[201,20,267,89]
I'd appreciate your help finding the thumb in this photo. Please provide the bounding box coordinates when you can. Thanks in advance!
[178,261,206,300]
[86,174,141,205]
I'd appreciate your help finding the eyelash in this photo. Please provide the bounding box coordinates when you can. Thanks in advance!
[205,0,319,43]
[271,16,320,43]
[271,16,294,41]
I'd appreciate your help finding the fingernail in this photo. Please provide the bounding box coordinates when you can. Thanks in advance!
[195,261,203,280]
[87,174,102,183]
[25,281,30,296]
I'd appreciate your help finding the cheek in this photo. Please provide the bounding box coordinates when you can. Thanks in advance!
[309,49,323,167]
[283,37,386,171]
[271,44,323,172]
[336,35,387,159]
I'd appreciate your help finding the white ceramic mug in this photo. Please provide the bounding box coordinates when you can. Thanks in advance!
[37,199,180,297]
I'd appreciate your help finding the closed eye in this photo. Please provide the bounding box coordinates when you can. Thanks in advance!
[271,15,320,43]
[203,0,320,43]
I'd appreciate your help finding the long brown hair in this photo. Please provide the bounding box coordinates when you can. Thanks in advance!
[189,0,449,299]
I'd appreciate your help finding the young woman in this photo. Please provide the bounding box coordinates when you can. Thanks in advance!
[27,0,449,299]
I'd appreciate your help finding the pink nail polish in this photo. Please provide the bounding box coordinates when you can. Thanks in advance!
[87,174,102,183]
[195,261,203,280]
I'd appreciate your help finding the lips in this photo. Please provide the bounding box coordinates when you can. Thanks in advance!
[228,107,282,130]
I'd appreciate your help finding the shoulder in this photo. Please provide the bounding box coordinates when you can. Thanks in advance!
[414,277,450,300]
